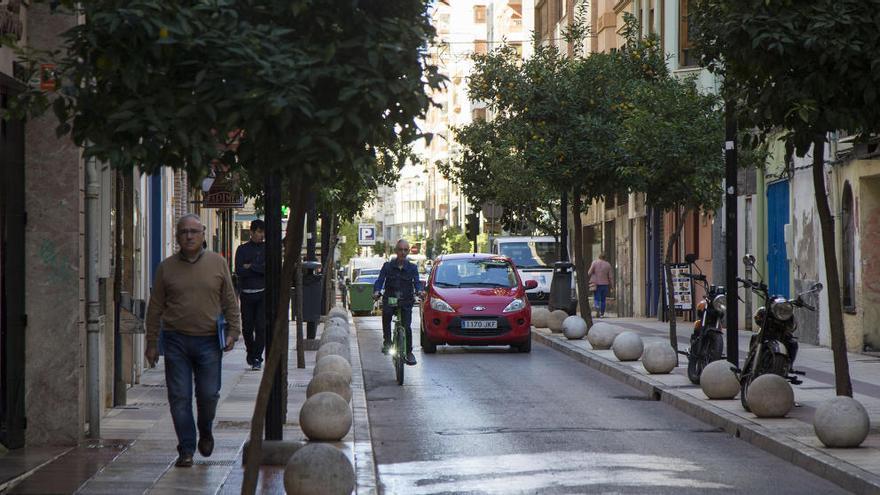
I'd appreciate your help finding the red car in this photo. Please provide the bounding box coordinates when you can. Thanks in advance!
[420,253,538,353]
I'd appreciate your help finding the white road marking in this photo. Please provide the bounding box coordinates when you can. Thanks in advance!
[379,451,731,494]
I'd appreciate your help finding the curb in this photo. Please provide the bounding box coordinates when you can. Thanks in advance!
[534,332,880,495]
[346,313,379,495]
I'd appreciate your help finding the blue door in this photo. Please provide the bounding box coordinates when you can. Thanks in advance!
[767,180,790,298]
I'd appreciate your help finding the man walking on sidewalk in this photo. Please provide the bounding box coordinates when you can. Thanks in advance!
[235,219,266,370]
[588,253,613,318]
[145,214,241,468]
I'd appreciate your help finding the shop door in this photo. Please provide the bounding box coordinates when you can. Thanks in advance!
[767,180,790,298]
[1,79,26,449]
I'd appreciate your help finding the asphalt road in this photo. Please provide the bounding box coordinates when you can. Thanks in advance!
[356,311,849,495]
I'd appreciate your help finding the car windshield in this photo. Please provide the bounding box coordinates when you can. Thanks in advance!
[356,275,378,284]
[433,258,517,288]
[498,241,559,269]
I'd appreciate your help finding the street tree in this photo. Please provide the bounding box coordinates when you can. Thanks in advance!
[692,0,880,396]
[3,1,442,490]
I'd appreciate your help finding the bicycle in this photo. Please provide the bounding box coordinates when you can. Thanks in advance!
[386,295,407,385]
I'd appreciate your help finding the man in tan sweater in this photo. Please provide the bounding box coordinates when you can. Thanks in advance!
[146,214,241,467]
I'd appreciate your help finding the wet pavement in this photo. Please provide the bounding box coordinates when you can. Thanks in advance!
[357,310,848,494]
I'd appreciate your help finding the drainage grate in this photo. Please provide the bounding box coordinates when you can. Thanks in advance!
[612,395,656,401]
[215,420,251,429]
[288,382,309,389]
[193,459,236,466]
[128,401,167,407]
[140,383,166,388]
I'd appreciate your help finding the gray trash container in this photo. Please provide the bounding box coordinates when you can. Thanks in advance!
[549,261,575,314]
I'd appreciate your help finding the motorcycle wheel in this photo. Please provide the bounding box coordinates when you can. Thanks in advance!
[687,336,703,384]
[707,331,724,362]
[740,375,752,411]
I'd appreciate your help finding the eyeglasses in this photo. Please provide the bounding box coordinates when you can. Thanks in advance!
[177,228,203,236]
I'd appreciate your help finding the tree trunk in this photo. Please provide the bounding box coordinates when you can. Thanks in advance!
[811,137,853,397]
[664,207,690,363]
[321,212,337,313]
[571,191,594,328]
[241,178,308,495]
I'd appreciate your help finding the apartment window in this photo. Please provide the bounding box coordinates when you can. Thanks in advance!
[556,0,564,21]
[472,108,487,121]
[474,5,487,23]
[536,0,548,41]
[679,0,697,67]
[842,181,856,312]
[474,40,489,55]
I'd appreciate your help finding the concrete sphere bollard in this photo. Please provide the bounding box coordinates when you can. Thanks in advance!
[813,396,870,448]
[320,330,349,347]
[587,322,617,350]
[746,374,794,417]
[325,317,350,331]
[531,307,550,329]
[299,392,352,441]
[328,307,349,319]
[307,372,352,403]
[562,315,588,340]
[612,332,644,361]
[284,442,355,495]
[316,342,350,364]
[321,326,349,343]
[547,310,569,333]
[700,360,740,399]
[314,355,352,383]
[641,343,677,374]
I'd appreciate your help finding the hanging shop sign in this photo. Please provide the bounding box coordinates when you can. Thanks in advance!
[203,166,244,208]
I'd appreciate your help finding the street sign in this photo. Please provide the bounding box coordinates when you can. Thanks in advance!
[358,224,376,246]
[203,170,244,208]
[481,202,504,220]
[665,263,694,310]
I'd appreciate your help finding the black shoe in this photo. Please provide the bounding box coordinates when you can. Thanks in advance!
[175,453,194,467]
[404,352,417,366]
[381,342,391,354]
[251,361,262,371]
[198,435,214,457]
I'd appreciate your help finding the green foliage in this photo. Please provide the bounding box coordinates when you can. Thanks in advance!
[2,1,443,189]
[337,221,359,267]
[692,0,880,153]
[438,227,472,254]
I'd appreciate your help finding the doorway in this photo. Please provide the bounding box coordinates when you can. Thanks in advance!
[1,78,26,449]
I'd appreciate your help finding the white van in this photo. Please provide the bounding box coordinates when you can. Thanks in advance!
[491,236,577,314]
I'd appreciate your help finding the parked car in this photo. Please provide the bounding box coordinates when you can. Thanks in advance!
[420,253,538,353]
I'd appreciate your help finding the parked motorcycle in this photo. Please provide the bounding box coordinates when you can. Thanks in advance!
[682,253,726,384]
[736,254,822,411]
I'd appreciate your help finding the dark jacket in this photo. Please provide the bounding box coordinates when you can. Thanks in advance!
[234,241,265,291]
[374,259,422,305]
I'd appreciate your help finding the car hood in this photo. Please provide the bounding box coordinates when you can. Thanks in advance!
[432,286,521,311]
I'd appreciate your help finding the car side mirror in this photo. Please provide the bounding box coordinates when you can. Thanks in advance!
[524,280,538,290]
[684,253,697,264]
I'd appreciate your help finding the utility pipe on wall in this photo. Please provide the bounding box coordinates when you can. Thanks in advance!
[86,158,103,438]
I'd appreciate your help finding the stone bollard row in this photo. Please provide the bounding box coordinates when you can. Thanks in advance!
[285,309,355,494]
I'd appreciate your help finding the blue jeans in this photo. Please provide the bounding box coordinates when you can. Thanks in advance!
[594,285,609,315]
[382,303,413,354]
[163,331,222,455]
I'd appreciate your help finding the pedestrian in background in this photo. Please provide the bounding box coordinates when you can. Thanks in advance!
[145,214,241,468]
[588,253,613,318]
[235,219,266,370]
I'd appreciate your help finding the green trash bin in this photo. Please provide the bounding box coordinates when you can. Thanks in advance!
[348,282,376,316]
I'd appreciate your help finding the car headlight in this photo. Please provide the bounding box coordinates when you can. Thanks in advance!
[770,298,793,321]
[712,294,727,313]
[503,298,526,313]
[430,297,454,313]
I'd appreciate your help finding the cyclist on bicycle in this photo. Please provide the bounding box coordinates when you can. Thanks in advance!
[373,238,424,365]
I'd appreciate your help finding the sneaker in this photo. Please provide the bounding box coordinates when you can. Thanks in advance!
[404,352,417,366]
[198,435,214,457]
[381,342,392,354]
[175,453,194,467]
[251,361,262,371]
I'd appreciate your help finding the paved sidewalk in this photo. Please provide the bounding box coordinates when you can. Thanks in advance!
[534,316,880,495]
[0,311,375,494]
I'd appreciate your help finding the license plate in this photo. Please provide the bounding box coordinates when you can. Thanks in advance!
[461,320,498,329]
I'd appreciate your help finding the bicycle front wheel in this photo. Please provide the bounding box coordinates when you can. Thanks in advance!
[394,327,405,385]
